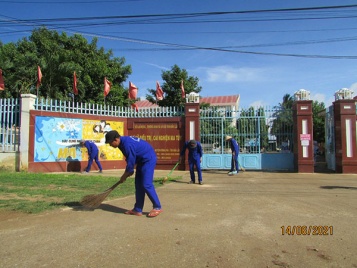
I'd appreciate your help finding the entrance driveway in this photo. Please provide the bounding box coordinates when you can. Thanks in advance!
[0,170,356,268]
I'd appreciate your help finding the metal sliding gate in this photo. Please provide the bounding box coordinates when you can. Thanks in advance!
[200,106,294,171]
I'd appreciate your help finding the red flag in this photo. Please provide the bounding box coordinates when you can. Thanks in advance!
[131,103,138,112]
[180,79,185,98]
[104,77,112,97]
[156,81,164,101]
[0,69,4,91]
[129,81,138,100]
[37,66,42,89]
[73,71,78,95]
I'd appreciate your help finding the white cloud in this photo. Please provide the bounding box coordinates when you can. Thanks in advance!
[201,66,265,83]
[311,93,326,103]
[142,62,169,71]
[310,92,334,107]
[349,82,357,94]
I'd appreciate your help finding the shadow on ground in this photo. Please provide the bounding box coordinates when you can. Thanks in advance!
[320,186,357,190]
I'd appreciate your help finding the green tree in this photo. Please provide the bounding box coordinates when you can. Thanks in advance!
[0,27,132,106]
[146,64,202,107]
[270,94,294,148]
[312,100,325,142]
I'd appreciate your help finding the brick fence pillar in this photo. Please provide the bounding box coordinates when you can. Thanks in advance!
[333,99,357,173]
[293,100,314,173]
[183,102,200,170]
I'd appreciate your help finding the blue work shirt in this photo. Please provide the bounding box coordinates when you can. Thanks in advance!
[118,136,157,173]
[83,141,99,158]
[230,138,240,154]
[180,141,203,161]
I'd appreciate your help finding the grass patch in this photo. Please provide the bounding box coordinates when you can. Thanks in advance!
[0,172,180,214]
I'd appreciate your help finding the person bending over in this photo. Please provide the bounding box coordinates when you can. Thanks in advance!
[105,130,162,218]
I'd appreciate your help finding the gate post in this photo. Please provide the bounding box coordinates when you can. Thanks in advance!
[183,93,200,170]
[333,89,357,173]
[184,103,200,141]
[293,90,314,173]
[19,94,37,171]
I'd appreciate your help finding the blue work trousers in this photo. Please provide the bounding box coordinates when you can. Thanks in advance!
[86,155,103,172]
[134,158,161,212]
[230,154,239,173]
[189,157,202,183]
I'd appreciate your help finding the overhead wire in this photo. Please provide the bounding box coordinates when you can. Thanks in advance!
[1,4,357,59]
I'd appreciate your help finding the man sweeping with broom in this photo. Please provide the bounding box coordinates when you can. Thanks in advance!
[104,130,162,218]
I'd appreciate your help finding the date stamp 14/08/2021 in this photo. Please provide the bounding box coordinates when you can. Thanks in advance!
[281,226,333,235]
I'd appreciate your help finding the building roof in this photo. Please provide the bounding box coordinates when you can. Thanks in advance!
[200,95,240,106]
[135,100,159,109]
[135,94,240,109]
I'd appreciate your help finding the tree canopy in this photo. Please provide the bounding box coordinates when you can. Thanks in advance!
[312,100,325,142]
[0,27,132,106]
[146,64,202,107]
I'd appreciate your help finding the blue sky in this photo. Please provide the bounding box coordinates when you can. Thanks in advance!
[1,0,357,108]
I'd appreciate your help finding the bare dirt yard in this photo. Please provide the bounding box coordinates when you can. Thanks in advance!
[0,170,356,268]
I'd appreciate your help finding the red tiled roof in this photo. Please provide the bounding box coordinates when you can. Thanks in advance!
[200,95,239,106]
[135,100,159,108]
[135,94,240,108]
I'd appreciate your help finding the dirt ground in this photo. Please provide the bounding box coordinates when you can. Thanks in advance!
[0,168,356,268]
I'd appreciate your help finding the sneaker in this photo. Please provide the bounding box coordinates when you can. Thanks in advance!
[199,181,203,185]
[232,171,238,175]
[188,181,195,184]
[228,171,234,175]
[98,170,103,173]
[81,171,89,174]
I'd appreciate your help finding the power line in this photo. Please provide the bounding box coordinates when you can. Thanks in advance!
[0,0,139,3]
[1,4,357,23]
[72,31,357,59]
[1,4,357,59]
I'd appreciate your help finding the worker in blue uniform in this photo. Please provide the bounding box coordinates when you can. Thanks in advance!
[80,140,103,173]
[226,135,239,175]
[179,139,203,185]
[105,130,162,218]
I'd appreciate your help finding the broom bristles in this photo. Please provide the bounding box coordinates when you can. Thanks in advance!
[161,176,168,184]
[80,189,113,209]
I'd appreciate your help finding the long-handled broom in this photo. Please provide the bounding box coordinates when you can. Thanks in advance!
[238,161,246,172]
[80,180,123,209]
[161,161,180,184]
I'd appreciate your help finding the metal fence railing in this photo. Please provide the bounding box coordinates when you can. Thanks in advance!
[0,98,20,152]
[34,98,184,118]
[1,97,184,152]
